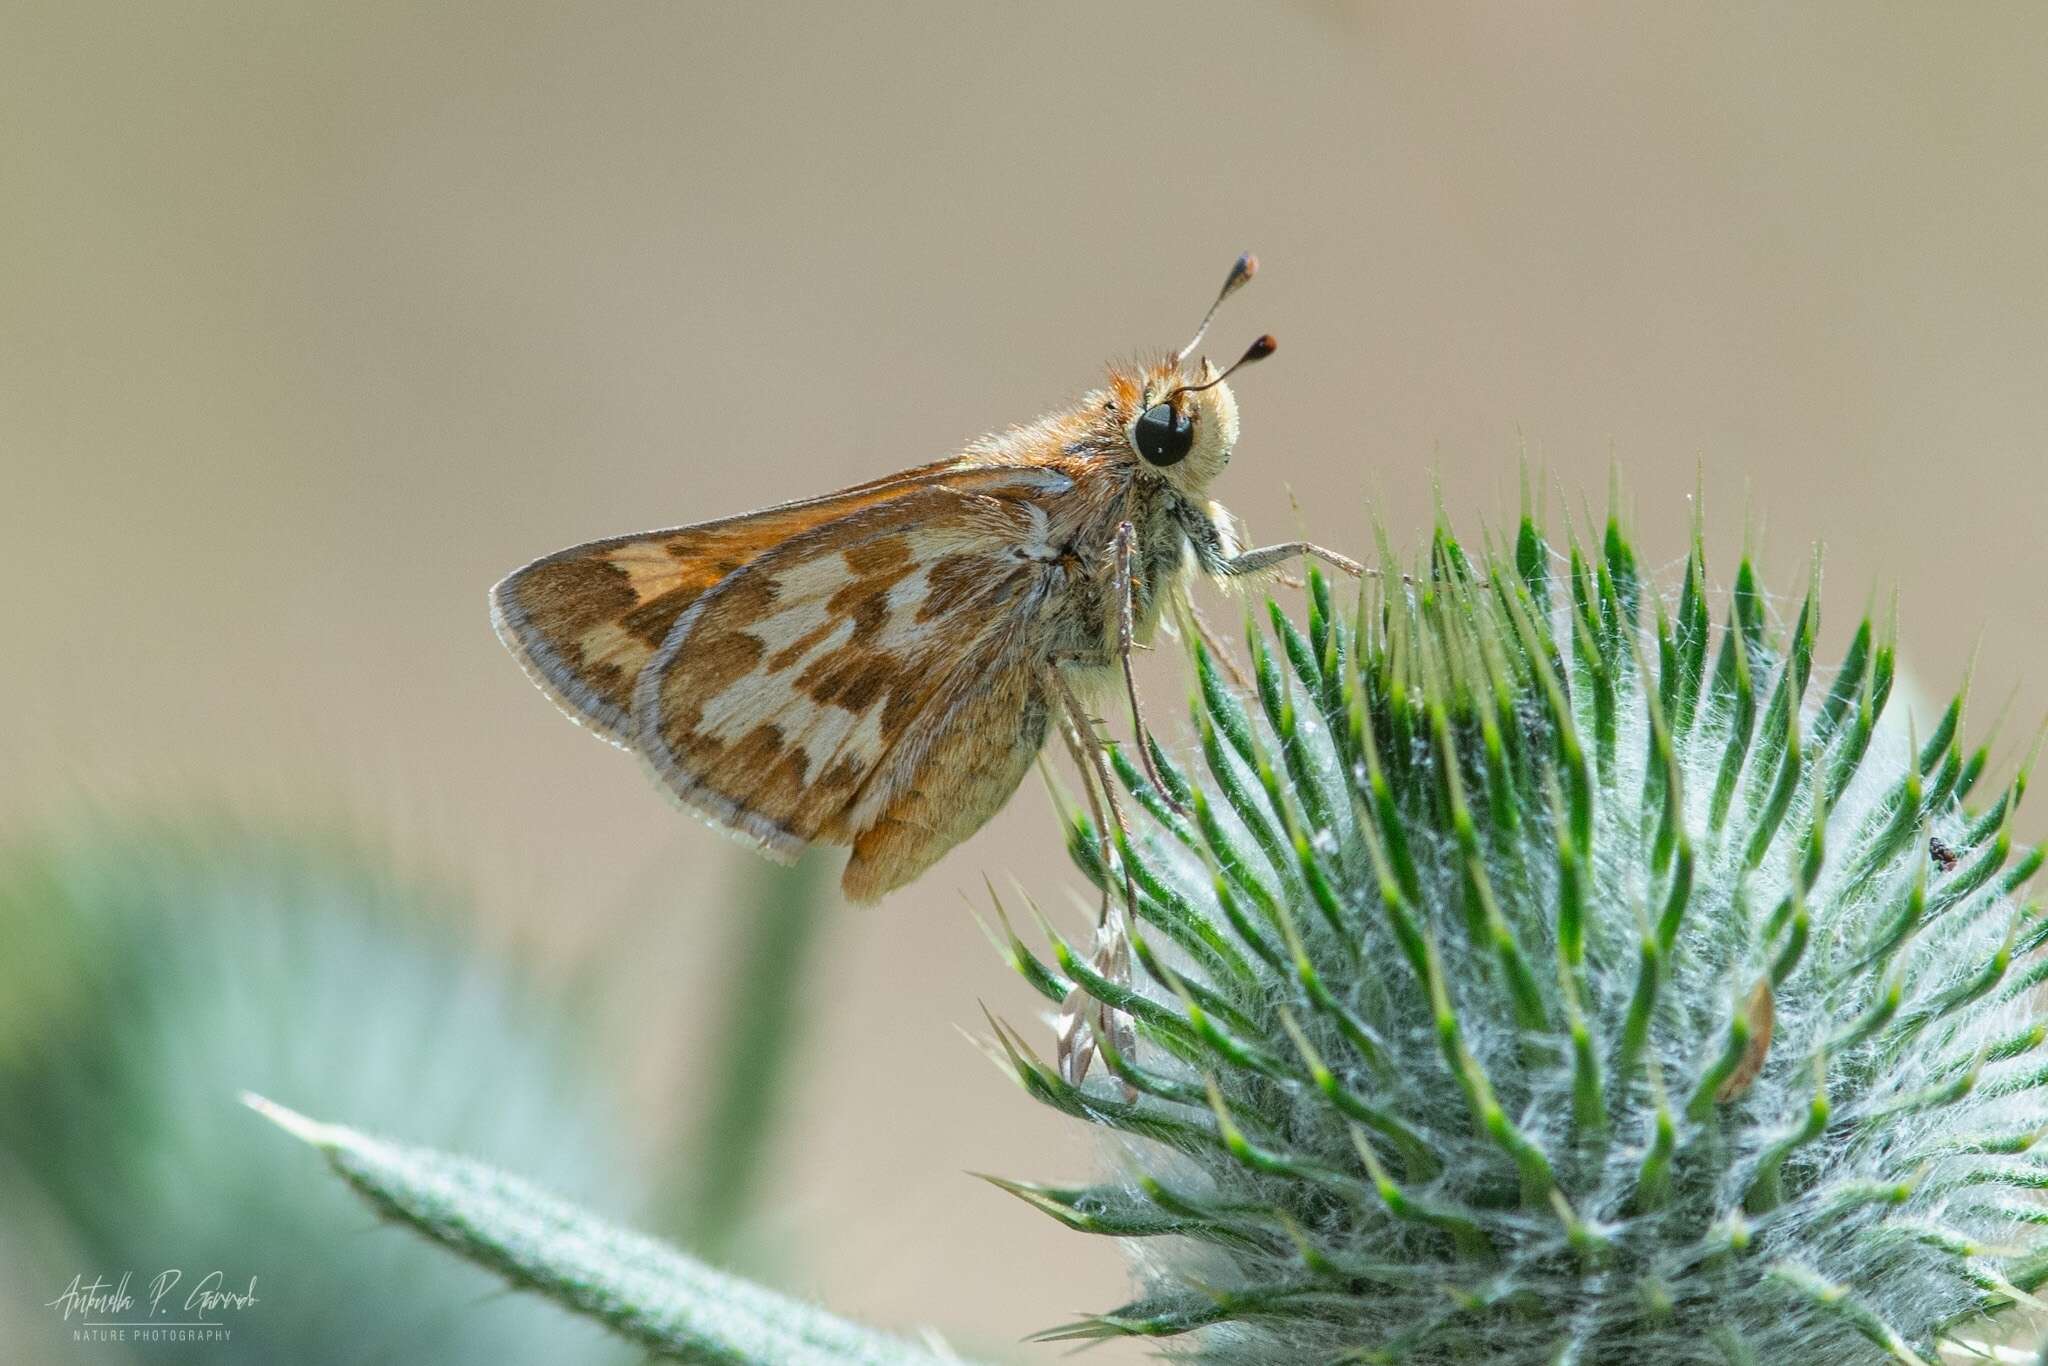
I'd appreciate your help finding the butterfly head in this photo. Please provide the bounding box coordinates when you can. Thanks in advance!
[1107,253,1273,494]
[1113,333,1274,492]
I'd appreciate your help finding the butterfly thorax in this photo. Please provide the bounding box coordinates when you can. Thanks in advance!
[959,357,1243,671]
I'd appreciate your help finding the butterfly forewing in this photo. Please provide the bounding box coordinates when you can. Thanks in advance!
[489,457,974,743]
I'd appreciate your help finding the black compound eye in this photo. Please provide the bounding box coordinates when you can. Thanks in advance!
[1133,402,1195,466]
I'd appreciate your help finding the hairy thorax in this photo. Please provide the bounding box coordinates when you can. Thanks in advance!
[1023,468,1194,681]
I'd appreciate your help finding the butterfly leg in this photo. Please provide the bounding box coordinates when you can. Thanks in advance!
[1111,521,1192,822]
[1171,585,1250,691]
[1048,694,1117,931]
[1175,501,1368,586]
[1216,539,1365,581]
[1040,660,1138,1089]
[1042,661,1139,926]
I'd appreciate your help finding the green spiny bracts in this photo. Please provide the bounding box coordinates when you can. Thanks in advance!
[990,507,2048,1365]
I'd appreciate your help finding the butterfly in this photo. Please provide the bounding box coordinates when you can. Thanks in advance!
[491,254,1360,912]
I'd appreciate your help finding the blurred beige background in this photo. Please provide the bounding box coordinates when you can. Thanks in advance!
[5,2,2047,1358]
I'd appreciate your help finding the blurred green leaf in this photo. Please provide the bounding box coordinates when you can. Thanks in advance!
[0,821,641,1364]
[246,1095,971,1366]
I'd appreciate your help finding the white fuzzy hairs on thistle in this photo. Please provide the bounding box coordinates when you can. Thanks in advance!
[999,519,2048,1365]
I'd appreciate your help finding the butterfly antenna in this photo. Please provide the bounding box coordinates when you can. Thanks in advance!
[1175,252,1258,363]
[1169,334,1277,399]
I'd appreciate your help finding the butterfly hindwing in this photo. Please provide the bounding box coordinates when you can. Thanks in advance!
[632,467,1074,891]
[838,653,1051,901]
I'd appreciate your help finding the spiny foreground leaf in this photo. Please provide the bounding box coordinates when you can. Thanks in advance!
[243,1094,970,1366]
[993,510,2048,1364]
